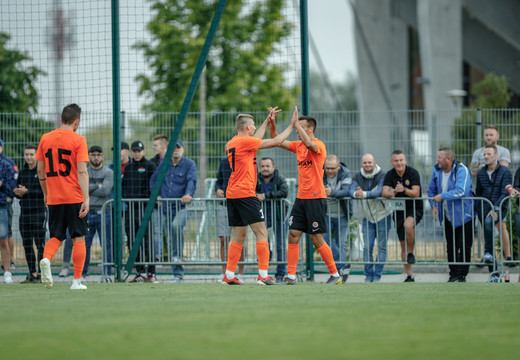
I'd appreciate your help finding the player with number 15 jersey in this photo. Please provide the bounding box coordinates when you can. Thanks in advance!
[36,127,89,205]
[36,103,90,290]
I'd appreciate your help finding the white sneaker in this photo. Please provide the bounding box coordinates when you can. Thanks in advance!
[81,275,87,283]
[218,274,225,282]
[237,274,244,284]
[40,258,53,289]
[59,267,70,277]
[4,271,13,284]
[71,279,87,290]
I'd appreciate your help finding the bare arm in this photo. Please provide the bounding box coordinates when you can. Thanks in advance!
[254,106,282,139]
[294,120,318,152]
[271,106,298,151]
[258,113,296,149]
[382,185,395,198]
[77,161,90,218]
[253,117,270,139]
[404,185,421,198]
[37,160,48,205]
[500,160,509,167]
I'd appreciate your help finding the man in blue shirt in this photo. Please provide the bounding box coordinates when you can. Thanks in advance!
[0,139,16,284]
[428,147,474,282]
[150,140,197,283]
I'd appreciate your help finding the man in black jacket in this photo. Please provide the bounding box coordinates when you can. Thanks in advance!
[122,140,157,283]
[256,157,289,283]
[14,144,46,283]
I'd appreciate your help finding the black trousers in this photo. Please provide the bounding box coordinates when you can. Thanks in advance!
[125,204,155,274]
[444,217,473,278]
[20,214,46,274]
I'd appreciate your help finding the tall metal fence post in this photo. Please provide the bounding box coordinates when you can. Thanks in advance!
[123,0,228,278]
[300,0,314,281]
[111,0,122,281]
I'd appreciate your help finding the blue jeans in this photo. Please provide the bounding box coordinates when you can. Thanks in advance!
[266,215,287,277]
[62,228,73,265]
[362,215,391,280]
[84,212,112,276]
[323,216,349,270]
[169,209,188,278]
[153,208,166,260]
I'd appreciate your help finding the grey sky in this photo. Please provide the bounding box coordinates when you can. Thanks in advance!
[1,0,356,116]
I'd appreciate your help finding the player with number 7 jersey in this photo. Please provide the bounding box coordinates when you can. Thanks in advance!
[36,103,90,291]
[221,106,297,285]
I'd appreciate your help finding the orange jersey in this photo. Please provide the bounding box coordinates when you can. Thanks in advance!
[289,139,327,199]
[36,129,89,205]
[225,135,262,199]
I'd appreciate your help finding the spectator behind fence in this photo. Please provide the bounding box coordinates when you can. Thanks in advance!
[272,109,342,285]
[215,157,245,282]
[511,167,520,282]
[109,141,132,177]
[475,144,513,283]
[37,103,89,290]
[222,107,294,285]
[122,140,157,283]
[150,139,196,283]
[83,146,113,283]
[470,125,510,178]
[382,150,423,283]
[322,154,352,283]
[350,154,392,283]
[0,138,18,271]
[0,139,16,284]
[256,156,289,283]
[428,147,474,283]
[150,134,169,262]
[14,144,46,284]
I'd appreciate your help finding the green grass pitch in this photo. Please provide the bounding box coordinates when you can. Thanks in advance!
[2,282,519,359]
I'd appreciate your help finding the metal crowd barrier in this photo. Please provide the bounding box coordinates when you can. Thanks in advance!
[96,195,519,280]
[100,198,302,279]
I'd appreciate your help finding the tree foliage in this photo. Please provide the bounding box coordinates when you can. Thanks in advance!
[451,73,519,166]
[0,32,45,114]
[0,32,49,165]
[134,0,298,114]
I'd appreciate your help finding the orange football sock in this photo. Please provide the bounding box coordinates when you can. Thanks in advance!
[42,237,62,262]
[72,241,86,280]
[256,241,269,271]
[226,241,243,273]
[287,243,299,276]
[317,242,338,274]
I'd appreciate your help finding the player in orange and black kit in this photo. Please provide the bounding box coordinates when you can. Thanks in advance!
[272,112,342,285]
[221,106,297,285]
[37,104,90,290]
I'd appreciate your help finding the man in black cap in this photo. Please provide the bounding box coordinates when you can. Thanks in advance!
[122,140,157,283]
[83,146,114,282]
[109,141,132,177]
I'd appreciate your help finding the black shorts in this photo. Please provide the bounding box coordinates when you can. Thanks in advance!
[288,198,327,234]
[394,211,422,241]
[227,197,264,227]
[48,203,88,240]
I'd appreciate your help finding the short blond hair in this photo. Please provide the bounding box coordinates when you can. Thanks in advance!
[236,114,253,130]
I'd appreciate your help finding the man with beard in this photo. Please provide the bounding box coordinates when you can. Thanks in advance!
[82,146,114,282]
[475,144,512,282]
[123,140,157,283]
